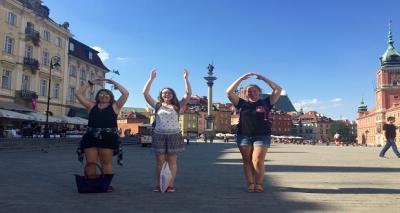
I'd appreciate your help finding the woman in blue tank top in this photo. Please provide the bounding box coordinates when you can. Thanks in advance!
[226,72,282,193]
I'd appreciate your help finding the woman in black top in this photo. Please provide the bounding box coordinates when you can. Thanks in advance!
[76,78,129,182]
[226,72,281,193]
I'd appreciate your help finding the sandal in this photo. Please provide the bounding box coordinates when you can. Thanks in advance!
[153,186,161,192]
[107,186,114,192]
[247,183,255,193]
[166,186,176,192]
[254,183,264,193]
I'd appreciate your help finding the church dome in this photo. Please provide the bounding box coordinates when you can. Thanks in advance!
[380,21,400,66]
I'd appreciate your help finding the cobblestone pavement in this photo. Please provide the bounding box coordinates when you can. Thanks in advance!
[0,141,399,213]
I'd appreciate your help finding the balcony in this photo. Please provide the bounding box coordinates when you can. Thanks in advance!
[25,28,40,46]
[23,57,40,74]
[16,89,38,101]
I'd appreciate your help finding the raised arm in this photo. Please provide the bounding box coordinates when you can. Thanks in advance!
[179,69,192,111]
[142,69,157,108]
[75,79,103,109]
[226,73,252,106]
[254,73,282,105]
[107,79,129,111]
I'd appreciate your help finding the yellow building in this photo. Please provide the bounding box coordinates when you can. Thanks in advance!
[0,0,107,120]
[1,0,70,115]
[179,111,198,137]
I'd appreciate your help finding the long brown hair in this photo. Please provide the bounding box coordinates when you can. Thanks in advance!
[155,87,180,112]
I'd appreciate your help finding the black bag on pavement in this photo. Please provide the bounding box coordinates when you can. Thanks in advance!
[75,163,114,193]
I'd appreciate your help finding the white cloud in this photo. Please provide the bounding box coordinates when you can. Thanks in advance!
[293,98,319,111]
[116,57,129,61]
[330,98,342,102]
[92,46,109,61]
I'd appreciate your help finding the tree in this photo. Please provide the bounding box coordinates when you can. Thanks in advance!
[328,122,350,142]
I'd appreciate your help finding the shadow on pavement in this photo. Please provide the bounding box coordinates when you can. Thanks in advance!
[276,187,400,194]
[0,143,333,213]
[266,165,400,173]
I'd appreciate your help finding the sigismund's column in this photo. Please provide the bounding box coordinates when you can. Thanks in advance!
[204,64,217,143]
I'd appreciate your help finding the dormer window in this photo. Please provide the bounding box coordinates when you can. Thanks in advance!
[69,42,74,51]
[88,51,93,60]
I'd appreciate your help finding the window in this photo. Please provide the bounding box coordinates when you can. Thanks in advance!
[69,42,74,51]
[80,69,86,80]
[39,79,47,96]
[42,51,49,65]
[25,45,33,58]
[6,12,16,26]
[43,30,50,42]
[53,83,60,99]
[69,66,77,77]
[22,75,30,90]
[69,87,76,102]
[56,37,62,48]
[26,22,34,30]
[4,36,14,54]
[88,51,93,60]
[1,70,12,90]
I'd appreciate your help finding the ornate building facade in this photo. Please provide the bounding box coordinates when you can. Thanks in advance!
[357,22,400,146]
[0,0,108,121]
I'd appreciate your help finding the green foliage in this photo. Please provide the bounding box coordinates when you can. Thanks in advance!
[328,122,350,140]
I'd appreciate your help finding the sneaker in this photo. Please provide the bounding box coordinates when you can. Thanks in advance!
[166,186,176,192]
[153,186,161,192]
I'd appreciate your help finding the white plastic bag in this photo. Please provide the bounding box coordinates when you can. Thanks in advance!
[160,162,172,193]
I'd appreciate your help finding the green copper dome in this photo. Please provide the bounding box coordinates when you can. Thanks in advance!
[380,21,400,66]
[358,99,368,113]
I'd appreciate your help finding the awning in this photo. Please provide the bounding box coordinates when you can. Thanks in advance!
[67,107,88,119]
[73,117,88,125]
[0,100,33,112]
[0,109,34,120]
[26,112,63,123]
[53,115,88,125]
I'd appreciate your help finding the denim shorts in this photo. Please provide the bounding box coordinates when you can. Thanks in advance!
[236,135,271,147]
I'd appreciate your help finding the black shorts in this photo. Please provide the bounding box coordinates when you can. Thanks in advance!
[80,132,119,150]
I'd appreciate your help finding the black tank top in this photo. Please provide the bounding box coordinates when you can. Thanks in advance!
[87,104,118,128]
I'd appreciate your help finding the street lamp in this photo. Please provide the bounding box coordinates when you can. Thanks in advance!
[46,56,61,124]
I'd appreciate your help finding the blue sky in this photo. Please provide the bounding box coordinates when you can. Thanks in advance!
[44,0,400,120]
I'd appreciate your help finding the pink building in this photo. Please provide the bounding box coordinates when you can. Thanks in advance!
[357,23,400,146]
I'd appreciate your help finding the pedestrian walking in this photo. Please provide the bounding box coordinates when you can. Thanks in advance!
[143,68,192,192]
[379,116,400,158]
[76,78,129,192]
[226,72,282,193]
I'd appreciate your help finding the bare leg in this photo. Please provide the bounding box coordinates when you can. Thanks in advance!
[166,154,177,187]
[99,148,114,174]
[155,154,166,185]
[239,146,255,190]
[252,146,268,192]
[84,148,99,177]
